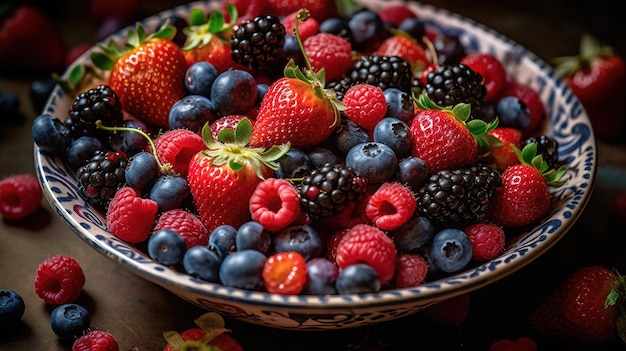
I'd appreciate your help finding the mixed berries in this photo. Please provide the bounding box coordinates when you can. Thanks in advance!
[31,1,571,299]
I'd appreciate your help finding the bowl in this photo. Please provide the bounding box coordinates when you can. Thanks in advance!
[34,0,596,330]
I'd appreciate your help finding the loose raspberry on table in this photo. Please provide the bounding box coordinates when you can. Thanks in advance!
[342,84,388,130]
[249,177,302,232]
[366,181,416,230]
[153,209,209,249]
[72,329,120,351]
[34,254,85,305]
[335,224,397,285]
[465,222,506,261]
[155,128,206,177]
[0,173,42,220]
[106,186,159,243]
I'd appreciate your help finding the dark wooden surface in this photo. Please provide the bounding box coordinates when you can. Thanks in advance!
[2,1,626,350]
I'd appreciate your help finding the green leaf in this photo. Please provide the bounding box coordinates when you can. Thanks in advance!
[229,160,244,171]
[225,2,238,26]
[466,119,488,135]
[207,10,225,33]
[234,118,253,145]
[90,51,115,71]
[68,64,85,87]
[152,26,175,40]
[217,129,236,143]
[261,143,292,163]
[189,8,207,26]
[452,103,471,122]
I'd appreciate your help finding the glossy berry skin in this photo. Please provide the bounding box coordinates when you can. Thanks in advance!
[497,80,545,132]
[495,96,531,130]
[147,229,187,266]
[262,251,308,295]
[50,303,91,340]
[345,142,398,184]
[0,289,25,326]
[395,156,429,192]
[303,257,339,295]
[34,254,85,305]
[0,173,42,220]
[168,95,218,132]
[428,228,473,273]
[219,249,266,291]
[148,175,191,212]
[66,136,103,171]
[153,209,209,249]
[183,246,222,283]
[373,117,412,158]
[331,118,371,157]
[31,113,71,157]
[273,224,323,261]
[184,61,219,98]
[488,127,523,172]
[109,119,149,157]
[308,147,341,169]
[392,215,434,253]
[347,9,388,53]
[208,224,238,259]
[72,330,120,351]
[274,148,313,179]
[383,87,414,123]
[336,263,381,294]
[125,151,160,195]
[211,69,258,116]
[236,221,272,254]
[461,53,507,103]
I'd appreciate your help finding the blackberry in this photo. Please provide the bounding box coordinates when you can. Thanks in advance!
[415,164,501,226]
[231,15,286,71]
[76,150,128,209]
[328,55,413,100]
[424,63,486,113]
[298,163,368,220]
[67,85,124,142]
[523,135,559,169]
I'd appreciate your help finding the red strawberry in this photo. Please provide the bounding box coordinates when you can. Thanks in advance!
[89,0,140,24]
[210,114,253,138]
[249,10,344,149]
[376,34,429,74]
[498,80,546,133]
[91,22,188,128]
[153,209,209,249]
[378,5,418,27]
[487,126,523,171]
[489,337,537,351]
[487,142,568,228]
[162,312,243,351]
[554,34,626,139]
[528,265,626,346]
[188,118,289,233]
[0,5,67,72]
[461,53,507,104]
[265,0,338,22]
[106,186,159,243]
[410,94,497,173]
[303,32,353,82]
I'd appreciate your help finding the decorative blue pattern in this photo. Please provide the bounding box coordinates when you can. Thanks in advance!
[33,0,597,330]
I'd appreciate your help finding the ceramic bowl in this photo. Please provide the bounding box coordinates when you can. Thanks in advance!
[34,0,596,330]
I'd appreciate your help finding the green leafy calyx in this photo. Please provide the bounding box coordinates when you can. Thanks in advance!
[511,142,568,187]
[553,33,614,78]
[182,4,237,51]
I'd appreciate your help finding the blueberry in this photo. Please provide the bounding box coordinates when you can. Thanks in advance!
[345,142,398,184]
[219,249,266,291]
[434,34,466,65]
[383,88,414,123]
[303,258,339,295]
[331,118,371,156]
[392,216,434,253]
[50,303,91,340]
[348,9,388,53]
[0,91,22,125]
[318,17,351,38]
[236,221,272,254]
[168,95,218,132]
[110,119,150,156]
[395,156,429,191]
[66,136,103,171]
[125,151,160,195]
[398,18,426,41]
[274,148,312,179]
[32,113,72,157]
[307,147,341,169]
[148,229,187,266]
[30,77,56,114]
[496,96,531,130]
[335,263,381,294]
[183,246,222,282]
[148,175,190,211]
[283,35,305,67]
[429,228,473,273]
[210,69,258,116]
[159,15,189,47]
[208,224,237,259]
[0,289,25,326]
[256,83,270,105]
[373,117,412,158]
[184,61,219,98]
[273,224,323,261]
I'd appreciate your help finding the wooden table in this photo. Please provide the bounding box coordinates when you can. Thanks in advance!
[2,1,625,350]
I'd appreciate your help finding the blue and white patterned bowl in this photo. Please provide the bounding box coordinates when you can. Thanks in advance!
[34,0,596,330]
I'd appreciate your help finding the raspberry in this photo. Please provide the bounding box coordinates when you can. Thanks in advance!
[0,173,42,220]
[365,182,416,230]
[153,209,210,249]
[209,115,250,139]
[422,293,470,327]
[335,224,397,285]
[34,254,85,305]
[106,186,159,243]
[378,5,418,27]
[461,53,507,103]
[304,32,353,82]
[394,253,428,288]
[72,330,119,351]
[249,178,302,232]
[489,337,538,351]
[155,128,205,177]
[324,228,349,263]
[465,222,506,261]
[342,84,387,130]
[262,251,308,295]
[498,80,546,132]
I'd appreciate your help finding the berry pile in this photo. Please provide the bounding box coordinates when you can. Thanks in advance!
[32,2,569,296]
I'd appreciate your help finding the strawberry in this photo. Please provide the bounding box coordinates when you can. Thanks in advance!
[461,53,507,104]
[249,10,344,150]
[487,126,523,171]
[265,0,338,22]
[181,6,242,73]
[88,0,140,24]
[409,94,497,173]
[376,34,429,75]
[554,34,626,139]
[528,265,626,346]
[489,337,537,351]
[378,5,418,27]
[487,142,568,228]
[187,118,289,233]
[162,312,243,351]
[90,22,188,128]
[497,79,545,133]
[0,4,67,73]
